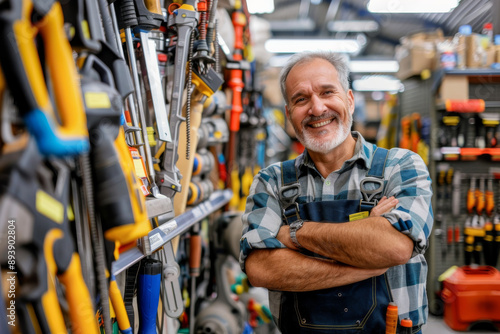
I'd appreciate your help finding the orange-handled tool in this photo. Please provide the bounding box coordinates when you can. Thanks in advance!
[467,177,476,215]
[476,178,485,216]
[385,302,398,334]
[486,178,495,217]
[400,318,413,334]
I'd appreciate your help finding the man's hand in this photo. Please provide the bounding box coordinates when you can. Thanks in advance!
[370,196,398,217]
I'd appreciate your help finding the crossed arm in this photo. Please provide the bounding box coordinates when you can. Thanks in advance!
[245,197,413,292]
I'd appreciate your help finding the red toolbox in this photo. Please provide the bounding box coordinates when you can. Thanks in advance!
[441,266,500,331]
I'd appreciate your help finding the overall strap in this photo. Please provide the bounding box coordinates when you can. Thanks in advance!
[360,147,389,212]
[279,159,301,224]
[367,147,389,178]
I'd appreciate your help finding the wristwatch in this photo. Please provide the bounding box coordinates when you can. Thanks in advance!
[289,219,304,248]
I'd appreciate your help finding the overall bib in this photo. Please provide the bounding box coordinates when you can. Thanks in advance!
[278,148,393,333]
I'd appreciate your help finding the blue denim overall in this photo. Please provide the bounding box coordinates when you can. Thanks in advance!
[278,148,393,333]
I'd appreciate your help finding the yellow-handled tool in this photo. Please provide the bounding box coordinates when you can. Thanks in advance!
[0,0,89,157]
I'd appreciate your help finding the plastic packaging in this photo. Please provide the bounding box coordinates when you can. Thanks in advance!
[482,22,493,44]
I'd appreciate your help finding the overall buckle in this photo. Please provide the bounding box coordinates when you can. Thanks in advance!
[360,177,385,206]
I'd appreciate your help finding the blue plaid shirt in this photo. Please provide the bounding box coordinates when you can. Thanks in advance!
[240,132,433,327]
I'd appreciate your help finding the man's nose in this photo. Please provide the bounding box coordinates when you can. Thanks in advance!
[309,94,326,116]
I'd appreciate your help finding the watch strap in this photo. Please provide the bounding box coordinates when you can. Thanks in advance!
[290,219,304,248]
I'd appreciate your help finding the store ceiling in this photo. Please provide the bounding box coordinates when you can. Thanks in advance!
[251,0,498,58]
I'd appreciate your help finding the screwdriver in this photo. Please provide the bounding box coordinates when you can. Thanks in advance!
[189,223,202,334]
[385,302,398,334]
[400,318,413,334]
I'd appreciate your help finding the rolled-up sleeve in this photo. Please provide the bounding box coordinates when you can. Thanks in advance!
[239,166,286,272]
[381,150,433,256]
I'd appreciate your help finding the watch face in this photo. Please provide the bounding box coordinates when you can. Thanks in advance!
[291,220,303,229]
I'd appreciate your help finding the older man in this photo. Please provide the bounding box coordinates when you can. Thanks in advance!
[240,51,433,333]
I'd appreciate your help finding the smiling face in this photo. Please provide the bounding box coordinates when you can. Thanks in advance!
[285,58,354,155]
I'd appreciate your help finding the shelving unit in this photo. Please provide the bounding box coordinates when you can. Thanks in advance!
[113,189,233,275]
[427,69,500,315]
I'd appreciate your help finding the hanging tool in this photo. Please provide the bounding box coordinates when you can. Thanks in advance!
[473,177,486,264]
[205,0,220,56]
[192,0,215,74]
[60,0,103,53]
[445,168,454,254]
[435,169,447,259]
[486,178,495,217]
[0,137,98,334]
[137,259,163,334]
[189,223,202,334]
[156,0,198,198]
[195,213,247,333]
[464,176,476,265]
[137,27,172,143]
[399,116,411,150]
[115,0,167,198]
[80,54,152,246]
[483,177,495,265]
[170,68,223,214]
[226,0,249,205]
[108,2,146,149]
[0,0,89,157]
[109,275,133,334]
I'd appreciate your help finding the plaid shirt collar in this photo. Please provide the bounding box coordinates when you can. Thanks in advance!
[296,131,377,178]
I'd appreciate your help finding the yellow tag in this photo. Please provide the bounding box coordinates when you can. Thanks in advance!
[132,158,147,178]
[349,211,369,221]
[85,92,111,109]
[36,190,64,224]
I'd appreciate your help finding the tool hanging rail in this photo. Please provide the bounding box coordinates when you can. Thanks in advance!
[112,188,232,275]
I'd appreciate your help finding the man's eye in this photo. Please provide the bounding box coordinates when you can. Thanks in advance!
[295,97,305,103]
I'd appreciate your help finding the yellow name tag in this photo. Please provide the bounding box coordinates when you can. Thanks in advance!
[349,211,369,221]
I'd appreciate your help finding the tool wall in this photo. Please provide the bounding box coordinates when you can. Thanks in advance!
[405,69,500,316]
[0,0,273,333]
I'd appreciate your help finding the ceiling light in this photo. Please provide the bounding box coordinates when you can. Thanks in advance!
[352,76,403,92]
[268,55,292,67]
[349,60,399,73]
[269,18,316,32]
[367,0,460,13]
[247,0,275,14]
[264,38,361,54]
[327,20,380,33]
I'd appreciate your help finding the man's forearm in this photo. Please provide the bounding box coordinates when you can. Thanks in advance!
[297,217,413,268]
[245,248,387,292]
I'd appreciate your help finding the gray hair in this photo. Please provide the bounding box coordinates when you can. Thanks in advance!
[279,51,350,105]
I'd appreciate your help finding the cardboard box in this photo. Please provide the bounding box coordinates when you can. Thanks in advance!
[485,46,496,67]
[465,34,492,68]
[437,75,469,102]
[396,44,437,80]
[495,45,500,63]
[396,30,442,80]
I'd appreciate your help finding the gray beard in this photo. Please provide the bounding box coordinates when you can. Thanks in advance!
[295,112,352,154]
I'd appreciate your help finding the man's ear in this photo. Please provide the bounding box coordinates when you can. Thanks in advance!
[285,105,290,119]
[347,89,355,114]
